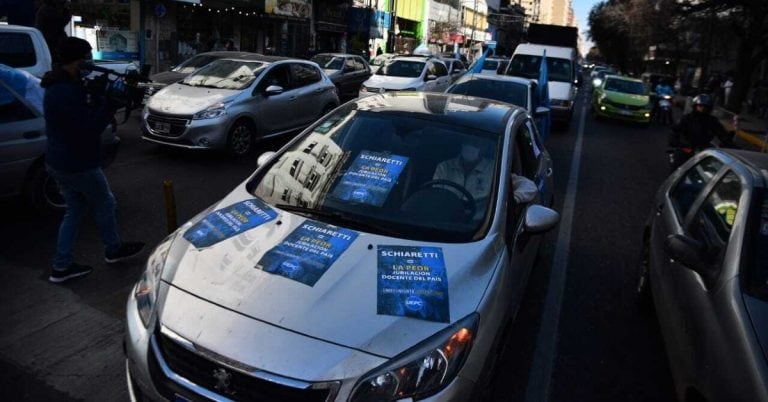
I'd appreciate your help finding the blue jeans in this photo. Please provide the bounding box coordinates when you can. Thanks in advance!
[47,166,121,270]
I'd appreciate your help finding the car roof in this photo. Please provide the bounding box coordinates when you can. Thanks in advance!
[352,92,522,134]
[458,74,533,86]
[723,149,768,183]
[314,53,363,58]
[390,57,430,63]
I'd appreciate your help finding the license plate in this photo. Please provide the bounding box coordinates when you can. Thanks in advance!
[155,122,171,134]
[619,110,633,116]
[174,394,191,402]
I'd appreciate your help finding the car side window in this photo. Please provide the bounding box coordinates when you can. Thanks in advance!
[426,62,437,77]
[688,170,742,266]
[515,123,539,179]
[290,63,322,88]
[257,64,291,92]
[434,62,448,77]
[670,157,724,222]
[344,58,356,72]
[0,32,37,68]
[0,91,36,123]
[353,57,366,71]
[454,61,465,72]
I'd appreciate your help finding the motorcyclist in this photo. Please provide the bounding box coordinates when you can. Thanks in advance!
[655,80,674,96]
[654,80,674,124]
[669,94,734,169]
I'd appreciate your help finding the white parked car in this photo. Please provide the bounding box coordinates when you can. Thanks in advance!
[360,56,451,95]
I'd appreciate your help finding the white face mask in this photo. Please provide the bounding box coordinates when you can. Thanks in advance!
[461,145,480,162]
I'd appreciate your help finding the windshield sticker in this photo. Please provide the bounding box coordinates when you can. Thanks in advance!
[255,221,358,286]
[331,151,409,207]
[183,199,278,249]
[377,246,449,323]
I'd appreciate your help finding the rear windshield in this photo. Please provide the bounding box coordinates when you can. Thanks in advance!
[376,60,425,78]
[506,55,572,82]
[0,32,37,68]
[447,79,528,109]
[312,55,344,70]
[604,78,646,95]
[483,59,500,70]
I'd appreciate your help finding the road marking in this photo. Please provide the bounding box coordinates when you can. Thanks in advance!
[524,97,587,402]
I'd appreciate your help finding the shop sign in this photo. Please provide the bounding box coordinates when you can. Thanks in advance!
[317,2,348,25]
[369,11,390,39]
[266,0,311,19]
[94,30,139,60]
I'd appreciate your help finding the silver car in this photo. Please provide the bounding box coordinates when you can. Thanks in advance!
[142,56,339,155]
[125,92,558,402]
[639,149,768,401]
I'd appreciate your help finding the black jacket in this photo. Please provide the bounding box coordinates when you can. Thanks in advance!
[671,111,732,149]
[41,69,114,173]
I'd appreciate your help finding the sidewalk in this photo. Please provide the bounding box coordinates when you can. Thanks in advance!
[713,107,768,152]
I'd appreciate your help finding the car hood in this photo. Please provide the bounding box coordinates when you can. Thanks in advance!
[743,294,768,364]
[161,185,503,359]
[604,90,649,106]
[547,81,573,101]
[149,71,187,85]
[147,83,241,115]
[364,75,422,90]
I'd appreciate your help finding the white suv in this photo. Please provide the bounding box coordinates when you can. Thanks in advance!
[360,56,451,94]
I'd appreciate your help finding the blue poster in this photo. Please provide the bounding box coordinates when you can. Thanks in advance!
[256,221,358,286]
[331,151,409,207]
[183,199,277,249]
[377,246,449,323]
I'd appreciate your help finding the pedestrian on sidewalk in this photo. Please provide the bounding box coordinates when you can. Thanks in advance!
[723,76,734,110]
[41,37,145,283]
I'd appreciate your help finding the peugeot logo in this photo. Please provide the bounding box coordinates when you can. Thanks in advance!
[212,367,236,396]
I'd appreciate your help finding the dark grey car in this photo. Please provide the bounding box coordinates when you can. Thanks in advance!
[311,53,371,98]
[639,149,768,402]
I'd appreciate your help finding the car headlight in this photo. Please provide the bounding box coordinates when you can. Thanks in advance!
[193,102,227,120]
[592,78,602,87]
[135,234,176,327]
[350,313,478,402]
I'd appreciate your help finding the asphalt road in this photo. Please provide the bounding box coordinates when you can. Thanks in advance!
[0,93,677,402]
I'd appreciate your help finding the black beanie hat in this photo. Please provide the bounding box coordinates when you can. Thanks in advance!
[58,37,92,64]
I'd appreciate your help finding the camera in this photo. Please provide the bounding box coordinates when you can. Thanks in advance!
[82,63,151,122]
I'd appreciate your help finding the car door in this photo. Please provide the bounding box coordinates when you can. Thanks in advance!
[649,155,729,391]
[289,63,327,127]
[352,57,371,93]
[339,57,356,96]
[253,63,295,134]
[0,85,45,197]
[432,61,451,91]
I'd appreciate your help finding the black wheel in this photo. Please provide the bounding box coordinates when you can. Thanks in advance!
[24,163,66,216]
[227,119,256,157]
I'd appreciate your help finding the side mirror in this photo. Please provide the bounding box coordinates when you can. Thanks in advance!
[257,151,277,167]
[524,205,560,234]
[264,85,283,96]
[535,106,551,115]
[425,74,437,82]
[664,234,706,271]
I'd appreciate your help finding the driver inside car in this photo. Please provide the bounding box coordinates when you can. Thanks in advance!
[433,140,538,218]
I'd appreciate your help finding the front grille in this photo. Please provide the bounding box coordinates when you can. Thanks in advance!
[146,113,190,137]
[154,332,332,402]
[604,99,646,110]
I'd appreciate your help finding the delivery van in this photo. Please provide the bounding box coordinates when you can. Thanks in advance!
[505,44,577,127]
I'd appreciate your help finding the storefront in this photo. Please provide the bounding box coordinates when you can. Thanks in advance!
[315,0,350,53]
[347,7,371,57]
[391,0,423,54]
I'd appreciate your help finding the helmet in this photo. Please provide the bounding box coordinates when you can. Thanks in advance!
[692,94,712,108]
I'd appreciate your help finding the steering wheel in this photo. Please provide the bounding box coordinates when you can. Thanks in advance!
[418,179,477,220]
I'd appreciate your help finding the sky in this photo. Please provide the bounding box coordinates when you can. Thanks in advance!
[572,0,601,56]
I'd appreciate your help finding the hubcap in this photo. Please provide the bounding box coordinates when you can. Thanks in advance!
[231,125,252,155]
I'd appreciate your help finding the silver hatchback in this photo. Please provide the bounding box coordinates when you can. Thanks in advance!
[142,56,339,155]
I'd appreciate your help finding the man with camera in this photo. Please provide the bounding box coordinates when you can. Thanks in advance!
[41,37,144,283]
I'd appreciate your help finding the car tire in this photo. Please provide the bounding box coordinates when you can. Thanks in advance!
[24,162,66,216]
[227,119,256,157]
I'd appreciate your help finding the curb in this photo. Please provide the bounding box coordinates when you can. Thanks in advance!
[734,129,768,151]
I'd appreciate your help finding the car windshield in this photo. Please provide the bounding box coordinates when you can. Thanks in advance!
[312,55,344,70]
[483,59,500,70]
[248,104,502,242]
[181,60,265,90]
[506,55,572,82]
[173,55,220,74]
[604,78,646,95]
[747,191,768,300]
[447,79,528,109]
[376,60,425,78]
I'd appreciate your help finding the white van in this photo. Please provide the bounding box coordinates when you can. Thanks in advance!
[505,44,577,127]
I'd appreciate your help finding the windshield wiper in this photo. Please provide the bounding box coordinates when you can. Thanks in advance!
[275,204,403,237]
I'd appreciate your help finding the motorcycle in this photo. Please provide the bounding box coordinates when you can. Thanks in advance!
[655,94,673,125]
[667,146,695,172]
